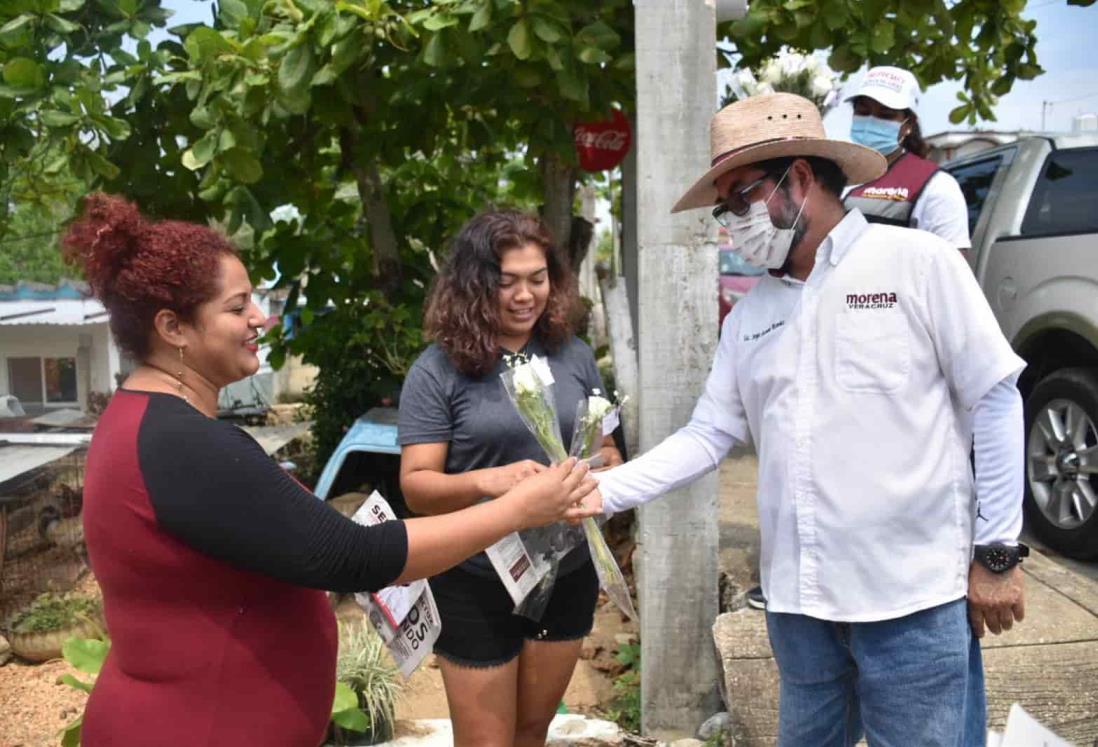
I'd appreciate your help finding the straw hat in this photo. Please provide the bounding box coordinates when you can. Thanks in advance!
[672,93,887,213]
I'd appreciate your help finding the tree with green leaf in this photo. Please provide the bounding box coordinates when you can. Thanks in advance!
[724,0,1095,124]
[1,0,635,464]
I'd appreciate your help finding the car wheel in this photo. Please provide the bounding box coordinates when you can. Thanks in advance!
[1023,367,1098,560]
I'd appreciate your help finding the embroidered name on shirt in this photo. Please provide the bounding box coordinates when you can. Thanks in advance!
[861,186,909,202]
[846,292,899,310]
[743,320,784,342]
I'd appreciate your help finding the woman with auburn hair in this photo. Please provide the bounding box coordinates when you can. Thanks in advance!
[398,209,623,747]
[65,194,598,747]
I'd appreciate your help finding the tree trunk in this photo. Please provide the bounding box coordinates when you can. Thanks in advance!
[339,126,402,298]
[540,151,576,259]
[358,162,402,296]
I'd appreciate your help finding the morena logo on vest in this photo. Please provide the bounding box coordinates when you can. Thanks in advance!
[861,186,910,202]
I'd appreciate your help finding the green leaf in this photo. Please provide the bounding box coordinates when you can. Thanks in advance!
[219,128,237,152]
[556,68,588,105]
[0,14,35,47]
[575,20,620,50]
[221,147,263,183]
[218,0,251,28]
[610,51,633,72]
[507,19,531,60]
[57,673,94,694]
[278,43,315,96]
[332,681,358,713]
[39,110,80,127]
[870,21,895,54]
[45,14,80,35]
[185,131,218,169]
[59,715,82,747]
[184,27,235,63]
[531,16,562,43]
[948,103,970,124]
[423,32,447,67]
[62,637,109,675]
[189,105,215,129]
[577,46,611,65]
[545,44,563,71]
[423,13,459,31]
[332,706,370,732]
[3,58,45,90]
[469,2,491,31]
[311,64,337,87]
[95,116,131,140]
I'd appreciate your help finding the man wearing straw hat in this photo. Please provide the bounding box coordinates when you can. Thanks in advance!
[594,93,1027,744]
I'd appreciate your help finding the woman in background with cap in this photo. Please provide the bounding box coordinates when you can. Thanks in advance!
[844,65,972,253]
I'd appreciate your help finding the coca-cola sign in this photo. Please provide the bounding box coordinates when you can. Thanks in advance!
[573,109,632,172]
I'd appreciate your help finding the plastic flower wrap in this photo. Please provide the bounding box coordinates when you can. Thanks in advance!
[722,48,841,114]
[499,355,583,620]
[568,393,637,621]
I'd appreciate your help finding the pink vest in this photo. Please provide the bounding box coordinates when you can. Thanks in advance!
[844,152,939,227]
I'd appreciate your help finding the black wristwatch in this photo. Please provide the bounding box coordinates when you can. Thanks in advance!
[974,543,1029,573]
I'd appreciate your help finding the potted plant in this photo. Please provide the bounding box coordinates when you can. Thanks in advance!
[6,593,104,662]
[328,619,402,746]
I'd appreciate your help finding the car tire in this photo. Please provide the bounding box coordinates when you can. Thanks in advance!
[1023,367,1098,560]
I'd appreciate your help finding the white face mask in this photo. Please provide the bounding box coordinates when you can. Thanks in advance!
[723,169,809,270]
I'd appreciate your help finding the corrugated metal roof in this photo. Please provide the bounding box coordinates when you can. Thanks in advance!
[0,298,108,326]
[0,444,79,488]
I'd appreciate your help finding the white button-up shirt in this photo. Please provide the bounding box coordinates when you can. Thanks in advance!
[599,210,1024,622]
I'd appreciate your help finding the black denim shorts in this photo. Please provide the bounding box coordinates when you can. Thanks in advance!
[429,559,599,668]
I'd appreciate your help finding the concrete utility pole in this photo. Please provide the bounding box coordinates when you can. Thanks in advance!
[633,0,721,736]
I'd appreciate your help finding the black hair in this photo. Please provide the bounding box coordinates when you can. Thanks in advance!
[901,113,930,158]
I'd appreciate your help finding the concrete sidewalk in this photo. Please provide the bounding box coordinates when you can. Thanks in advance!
[714,453,1098,745]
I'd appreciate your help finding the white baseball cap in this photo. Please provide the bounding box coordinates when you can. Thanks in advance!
[845,66,921,113]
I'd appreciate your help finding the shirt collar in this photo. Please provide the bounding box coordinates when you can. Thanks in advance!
[825,209,869,267]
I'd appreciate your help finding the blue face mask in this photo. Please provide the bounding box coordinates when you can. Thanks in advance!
[851,115,904,155]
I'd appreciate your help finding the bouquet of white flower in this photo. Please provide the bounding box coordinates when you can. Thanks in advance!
[500,357,636,621]
[723,48,841,114]
[568,393,637,621]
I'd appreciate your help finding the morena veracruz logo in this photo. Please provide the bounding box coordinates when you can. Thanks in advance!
[846,291,899,310]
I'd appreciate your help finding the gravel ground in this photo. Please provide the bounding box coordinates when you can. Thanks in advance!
[0,657,87,747]
[1,571,100,747]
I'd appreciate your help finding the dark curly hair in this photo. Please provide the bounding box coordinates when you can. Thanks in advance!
[424,210,577,378]
[61,193,238,359]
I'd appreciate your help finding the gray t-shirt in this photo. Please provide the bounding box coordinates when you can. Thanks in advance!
[398,335,604,576]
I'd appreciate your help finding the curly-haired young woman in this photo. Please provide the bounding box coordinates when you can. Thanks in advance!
[65,195,598,747]
[398,210,623,747]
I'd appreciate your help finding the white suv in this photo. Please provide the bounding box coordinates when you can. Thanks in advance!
[946,134,1098,559]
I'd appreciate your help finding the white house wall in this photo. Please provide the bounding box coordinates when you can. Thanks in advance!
[0,323,114,410]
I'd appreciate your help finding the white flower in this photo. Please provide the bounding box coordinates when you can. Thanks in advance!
[778,50,803,77]
[511,363,540,395]
[756,81,775,95]
[587,395,613,420]
[810,74,834,98]
[803,55,820,74]
[735,68,758,96]
[759,60,782,85]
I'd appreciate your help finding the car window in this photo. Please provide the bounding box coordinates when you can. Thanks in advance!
[719,249,766,276]
[946,154,1005,238]
[1021,147,1098,237]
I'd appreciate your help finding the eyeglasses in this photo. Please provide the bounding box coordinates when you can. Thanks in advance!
[712,176,769,226]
